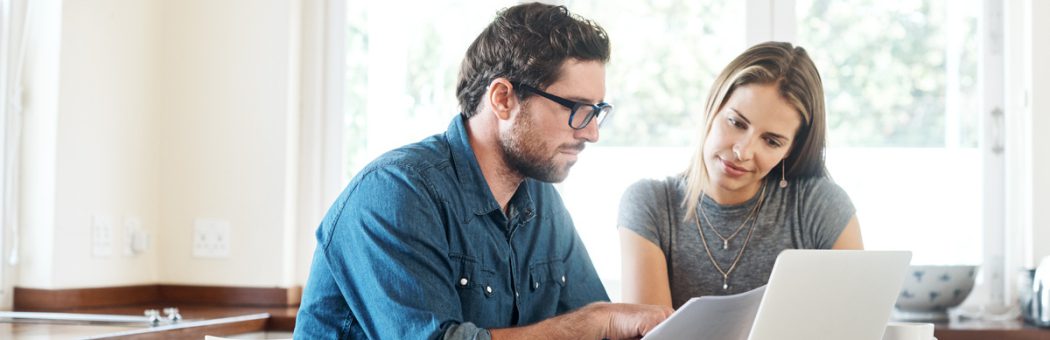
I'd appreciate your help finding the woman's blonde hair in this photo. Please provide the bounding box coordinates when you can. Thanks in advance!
[683,41,829,220]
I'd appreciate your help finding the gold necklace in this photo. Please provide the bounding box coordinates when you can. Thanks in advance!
[699,184,766,250]
[694,183,767,290]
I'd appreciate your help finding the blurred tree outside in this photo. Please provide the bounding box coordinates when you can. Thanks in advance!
[570,0,744,147]
[798,0,979,148]
[342,0,979,168]
[343,1,501,180]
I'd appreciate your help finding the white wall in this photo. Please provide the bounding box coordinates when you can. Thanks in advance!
[50,0,162,288]
[14,0,308,290]
[156,0,300,287]
[1030,0,1050,265]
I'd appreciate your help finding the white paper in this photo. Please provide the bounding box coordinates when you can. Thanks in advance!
[642,285,766,340]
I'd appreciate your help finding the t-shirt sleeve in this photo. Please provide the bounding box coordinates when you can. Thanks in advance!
[799,178,856,249]
[617,178,668,248]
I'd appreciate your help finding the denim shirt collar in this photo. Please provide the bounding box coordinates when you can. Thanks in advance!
[444,115,535,219]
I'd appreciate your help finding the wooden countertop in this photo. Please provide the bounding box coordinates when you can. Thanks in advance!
[9,285,302,339]
[0,307,278,339]
[935,319,1050,340]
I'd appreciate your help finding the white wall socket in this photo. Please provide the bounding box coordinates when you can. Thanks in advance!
[193,218,231,258]
[91,214,114,257]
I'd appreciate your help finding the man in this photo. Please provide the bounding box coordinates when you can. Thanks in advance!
[294,3,671,339]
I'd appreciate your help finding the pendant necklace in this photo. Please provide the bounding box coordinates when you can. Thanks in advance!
[694,183,767,290]
[699,184,766,250]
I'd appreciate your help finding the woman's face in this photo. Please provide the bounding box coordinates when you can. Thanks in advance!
[702,83,802,203]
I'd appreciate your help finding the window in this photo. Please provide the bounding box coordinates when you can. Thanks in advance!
[558,0,745,300]
[339,0,999,303]
[796,0,983,265]
[343,1,514,177]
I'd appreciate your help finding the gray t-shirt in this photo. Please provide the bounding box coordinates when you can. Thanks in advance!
[618,175,855,308]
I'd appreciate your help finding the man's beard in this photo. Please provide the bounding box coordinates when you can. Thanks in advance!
[499,107,580,183]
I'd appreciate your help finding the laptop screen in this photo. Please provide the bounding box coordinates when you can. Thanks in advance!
[641,250,912,340]
[748,250,912,340]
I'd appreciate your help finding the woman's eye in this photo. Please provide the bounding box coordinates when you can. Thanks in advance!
[766,138,783,148]
[728,117,745,128]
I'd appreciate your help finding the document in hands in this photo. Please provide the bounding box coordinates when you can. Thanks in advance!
[641,286,765,340]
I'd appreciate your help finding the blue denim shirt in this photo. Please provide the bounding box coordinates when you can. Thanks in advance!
[294,116,609,339]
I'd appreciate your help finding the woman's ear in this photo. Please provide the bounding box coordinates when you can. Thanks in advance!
[486,78,517,121]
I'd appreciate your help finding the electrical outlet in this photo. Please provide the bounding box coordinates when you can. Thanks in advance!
[92,215,114,257]
[193,218,230,258]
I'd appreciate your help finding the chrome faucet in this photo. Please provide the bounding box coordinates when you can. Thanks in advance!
[144,309,161,326]
[144,307,181,326]
[163,307,182,322]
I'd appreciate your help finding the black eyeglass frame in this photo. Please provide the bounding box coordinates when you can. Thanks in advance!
[513,82,613,130]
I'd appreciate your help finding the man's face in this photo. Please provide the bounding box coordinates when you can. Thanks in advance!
[499,60,606,183]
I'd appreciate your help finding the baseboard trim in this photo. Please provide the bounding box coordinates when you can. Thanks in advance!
[13,284,301,311]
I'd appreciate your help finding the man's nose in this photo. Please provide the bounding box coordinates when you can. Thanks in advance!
[574,120,600,143]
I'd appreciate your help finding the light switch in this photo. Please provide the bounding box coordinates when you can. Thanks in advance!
[124,216,148,256]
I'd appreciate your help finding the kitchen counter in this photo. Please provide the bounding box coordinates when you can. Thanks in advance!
[936,319,1050,340]
[0,322,140,340]
[7,284,301,338]
[1,310,270,340]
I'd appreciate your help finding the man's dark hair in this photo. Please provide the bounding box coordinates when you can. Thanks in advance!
[456,2,611,118]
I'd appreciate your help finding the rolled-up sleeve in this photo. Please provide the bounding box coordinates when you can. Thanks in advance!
[319,166,469,339]
[443,322,491,340]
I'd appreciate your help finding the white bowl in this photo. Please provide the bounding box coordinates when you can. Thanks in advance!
[893,265,977,321]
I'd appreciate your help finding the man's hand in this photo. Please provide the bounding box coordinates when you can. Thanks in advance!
[490,302,673,340]
[601,302,673,339]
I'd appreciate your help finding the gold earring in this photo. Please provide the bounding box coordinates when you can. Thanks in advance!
[779,161,788,188]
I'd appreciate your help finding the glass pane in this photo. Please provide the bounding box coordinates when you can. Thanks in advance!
[569,0,746,147]
[562,0,745,300]
[343,1,514,179]
[796,0,981,265]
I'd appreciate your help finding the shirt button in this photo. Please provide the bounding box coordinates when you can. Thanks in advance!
[561,275,566,283]
[459,278,468,286]
[533,282,539,289]
[485,286,493,294]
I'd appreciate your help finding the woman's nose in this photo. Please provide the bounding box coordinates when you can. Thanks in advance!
[732,140,753,161]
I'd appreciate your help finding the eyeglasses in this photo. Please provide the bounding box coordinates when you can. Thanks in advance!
[513,82,614,130]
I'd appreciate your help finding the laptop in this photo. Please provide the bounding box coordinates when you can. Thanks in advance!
[642,250,912,340]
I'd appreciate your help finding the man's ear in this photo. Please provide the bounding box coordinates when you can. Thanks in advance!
[486,78,517,121]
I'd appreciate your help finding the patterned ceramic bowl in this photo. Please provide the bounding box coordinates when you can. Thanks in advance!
[893,265,978,321]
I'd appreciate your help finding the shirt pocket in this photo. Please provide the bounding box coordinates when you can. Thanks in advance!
[450,253,496,321]
[528,260,566,302]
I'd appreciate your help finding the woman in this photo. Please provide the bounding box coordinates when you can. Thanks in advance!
[618,41,863,309]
